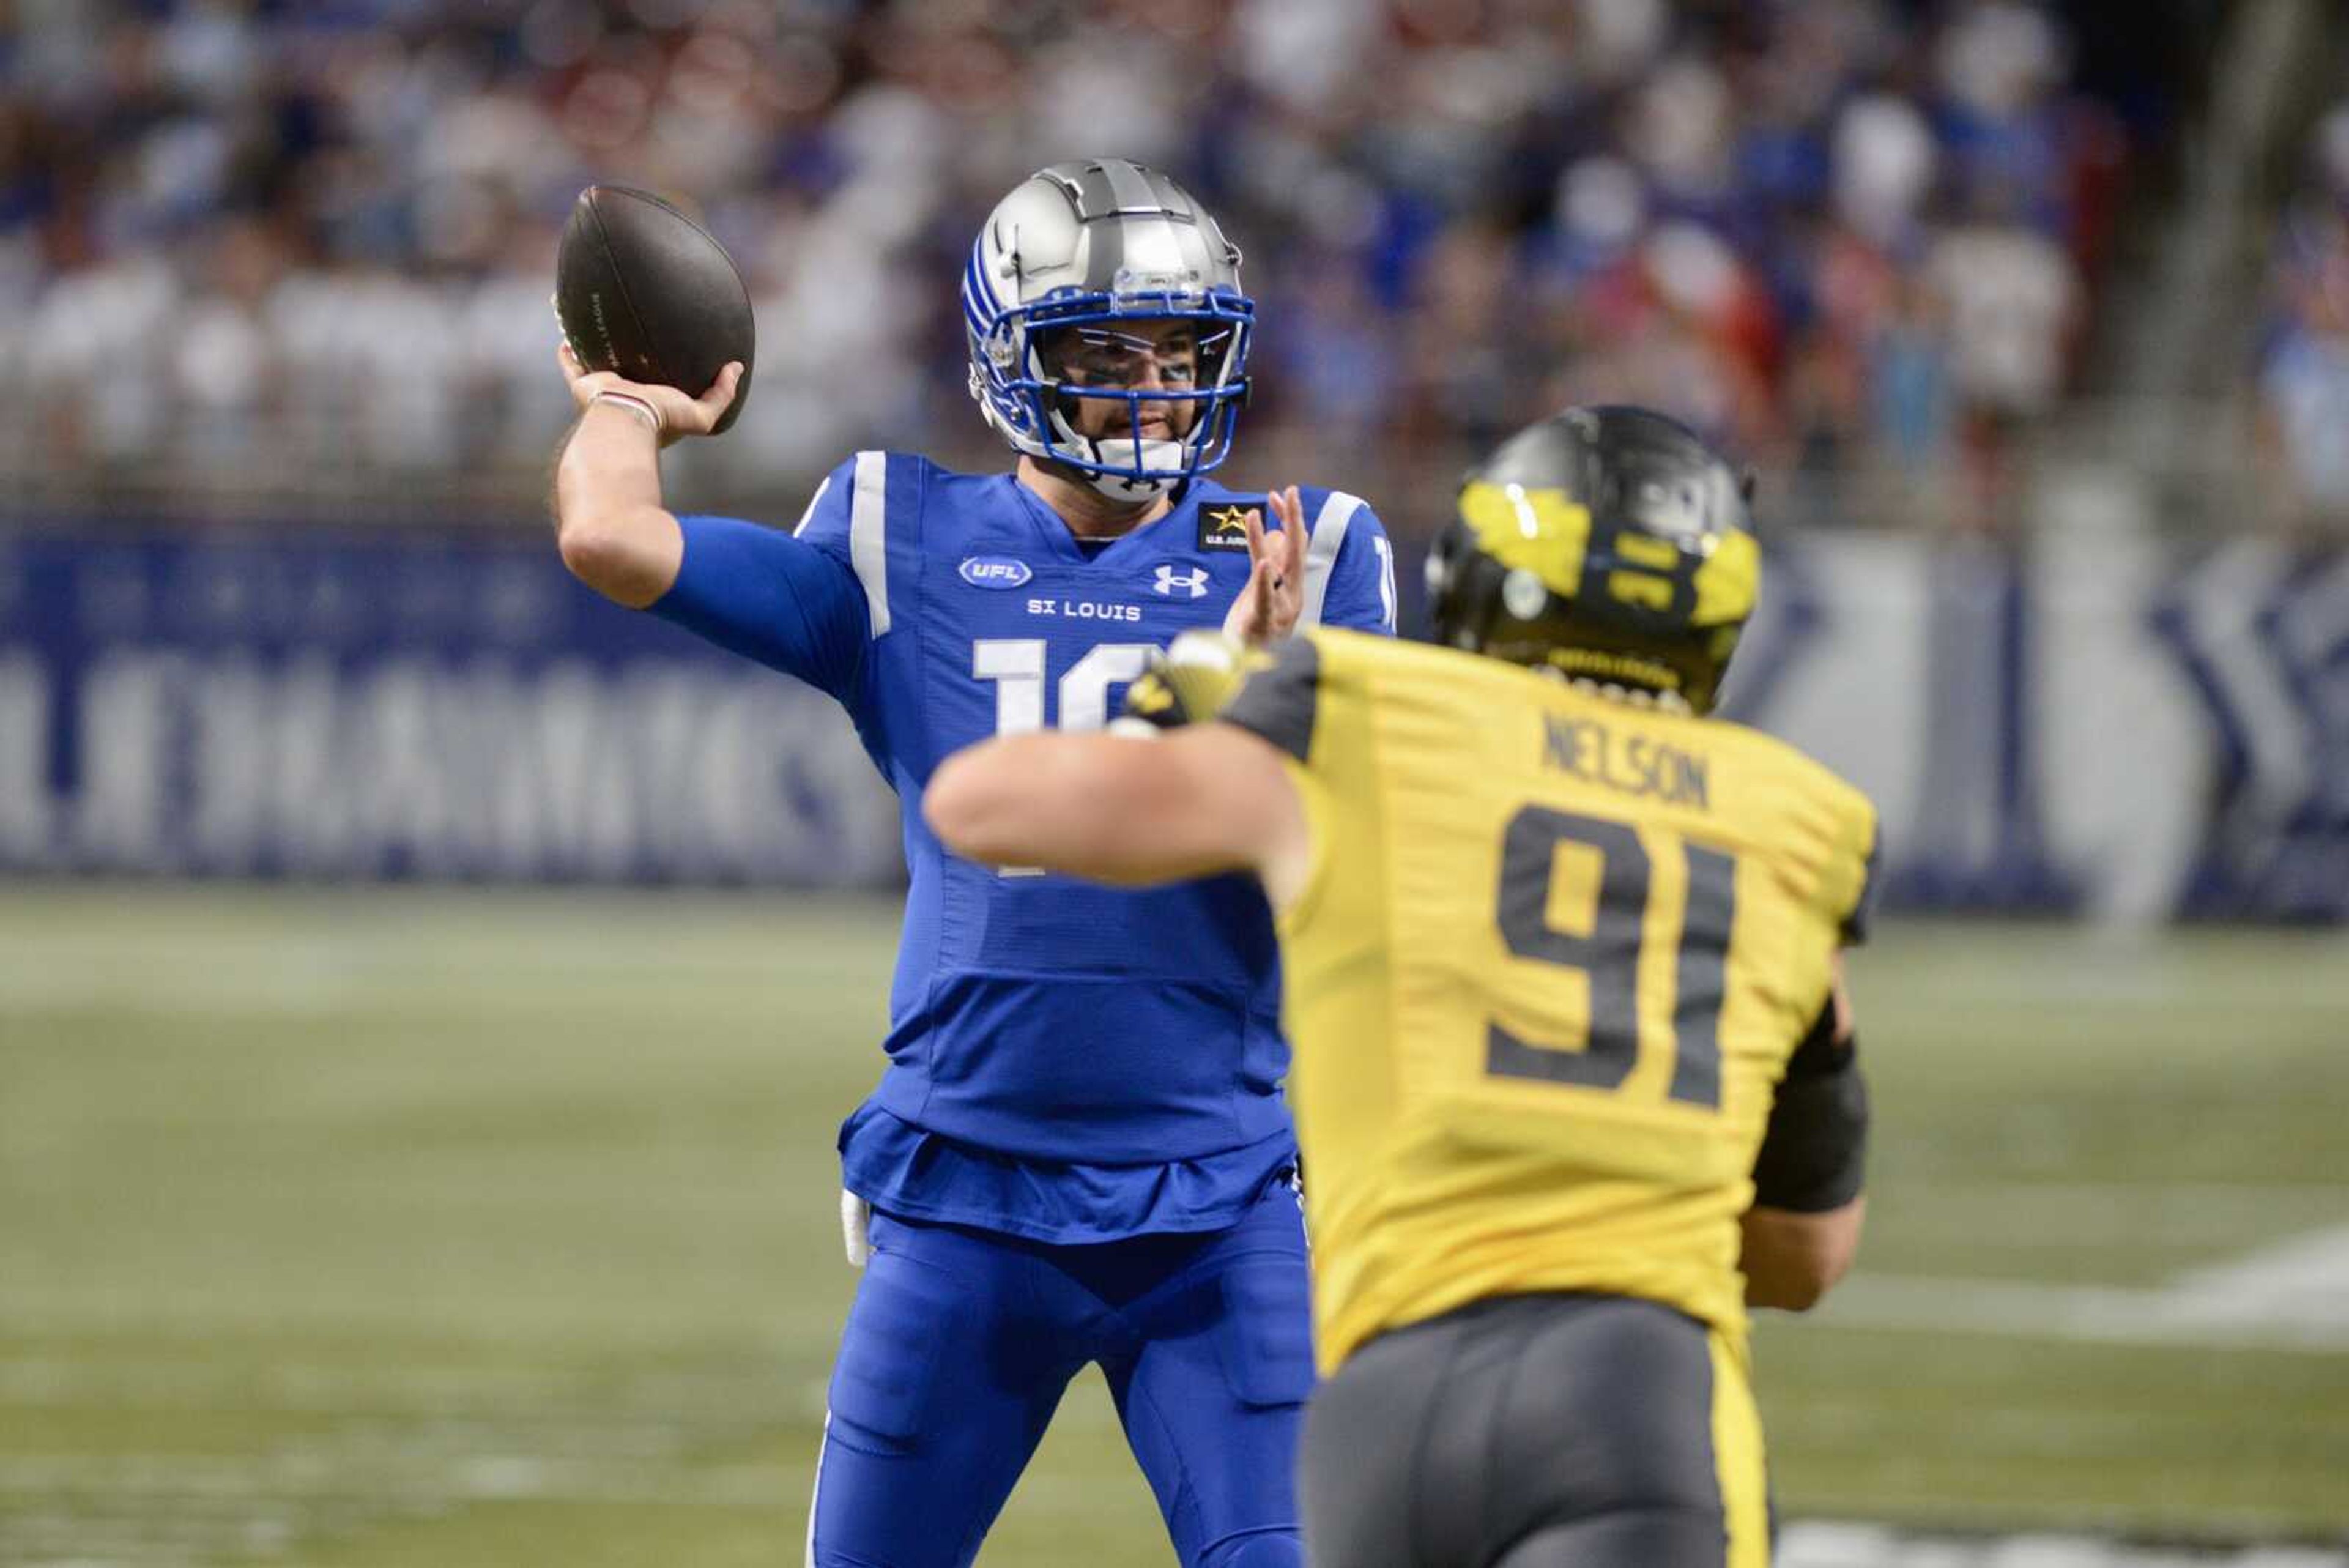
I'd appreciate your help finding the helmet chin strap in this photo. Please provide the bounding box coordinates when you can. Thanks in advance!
[1084,469,1176,501]
[1031,451,1173,504]
[1044,406,1191,500]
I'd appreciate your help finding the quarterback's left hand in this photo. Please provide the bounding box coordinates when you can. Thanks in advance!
[1222,485,1308,648]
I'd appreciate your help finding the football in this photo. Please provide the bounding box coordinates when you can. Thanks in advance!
[555,185,755,434]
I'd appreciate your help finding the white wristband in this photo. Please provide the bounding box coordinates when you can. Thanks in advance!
[591,389,662,436]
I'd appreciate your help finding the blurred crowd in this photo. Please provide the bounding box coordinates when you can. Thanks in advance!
[2,0,2147,532]
[2255,99,2349,535]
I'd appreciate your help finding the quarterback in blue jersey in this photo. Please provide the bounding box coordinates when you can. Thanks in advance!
[550,159,1395,1568]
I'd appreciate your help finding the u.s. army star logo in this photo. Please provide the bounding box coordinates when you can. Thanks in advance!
[1199,502,1255,552]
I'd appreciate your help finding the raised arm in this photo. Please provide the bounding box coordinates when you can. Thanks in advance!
[550,344,742,608]
[549,347,870,702]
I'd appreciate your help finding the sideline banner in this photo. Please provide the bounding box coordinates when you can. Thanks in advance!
[1723,527,2349,925]
[0,529,899,885]
[4,526,2344,921]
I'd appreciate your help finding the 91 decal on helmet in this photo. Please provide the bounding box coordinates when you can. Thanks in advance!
[963,158,1254,501]
[1425,406,1761,715]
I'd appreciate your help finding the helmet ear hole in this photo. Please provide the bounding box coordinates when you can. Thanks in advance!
[1500,570,1549,622]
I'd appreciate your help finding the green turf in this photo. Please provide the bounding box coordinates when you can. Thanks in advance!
[2,890,2343,1565]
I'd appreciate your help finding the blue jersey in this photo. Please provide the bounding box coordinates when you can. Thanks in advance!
[655,453,1395,1243]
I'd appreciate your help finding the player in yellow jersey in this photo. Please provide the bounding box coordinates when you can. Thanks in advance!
[924,406,1877,1568]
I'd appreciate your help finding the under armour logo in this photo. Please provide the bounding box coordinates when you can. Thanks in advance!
[1153,565,1210,599]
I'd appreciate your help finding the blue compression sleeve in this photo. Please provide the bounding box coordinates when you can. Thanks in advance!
[650,514,868,702]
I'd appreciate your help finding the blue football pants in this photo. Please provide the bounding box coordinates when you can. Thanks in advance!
[807,1180,1313,1568]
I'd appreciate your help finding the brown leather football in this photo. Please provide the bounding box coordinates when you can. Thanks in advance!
[555,185,754,434]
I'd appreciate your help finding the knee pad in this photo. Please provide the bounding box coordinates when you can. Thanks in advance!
[826,1249,962,1447]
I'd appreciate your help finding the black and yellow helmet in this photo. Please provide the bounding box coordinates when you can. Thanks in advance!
[1424,405,1760,715]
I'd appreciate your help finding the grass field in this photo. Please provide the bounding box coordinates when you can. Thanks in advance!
[2,889,2345,1566]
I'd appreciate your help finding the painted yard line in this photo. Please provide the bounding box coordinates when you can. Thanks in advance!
[2167,1224,2349,1321]
[1814,1222,2349,1351]
[1779,1523,2348,1568]
[1820,1275,2349,1351]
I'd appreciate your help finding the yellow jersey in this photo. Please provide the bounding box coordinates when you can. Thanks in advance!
[1219,627,1877,1373]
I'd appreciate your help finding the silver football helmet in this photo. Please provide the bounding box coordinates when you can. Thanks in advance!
[963,158,1255,500]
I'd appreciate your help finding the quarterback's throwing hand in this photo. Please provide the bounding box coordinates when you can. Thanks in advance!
[1222,485,1308,648]
[558,340,742,450]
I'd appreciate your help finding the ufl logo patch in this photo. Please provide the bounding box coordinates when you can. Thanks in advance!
[1152,565,1210,600]
[958,555,1033,590]
[1198,502,1255,552]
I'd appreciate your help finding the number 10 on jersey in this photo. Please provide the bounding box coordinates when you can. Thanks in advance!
[969,639,1156,875]
[973,639,1155,735]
